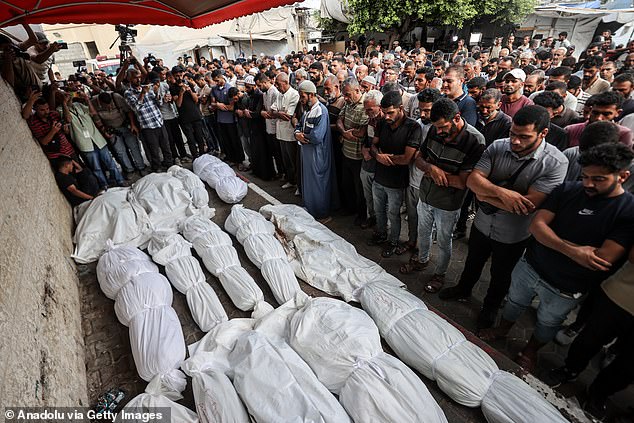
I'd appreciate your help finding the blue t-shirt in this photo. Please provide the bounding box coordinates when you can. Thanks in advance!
[526,182,634,294]
[211,83,235,124]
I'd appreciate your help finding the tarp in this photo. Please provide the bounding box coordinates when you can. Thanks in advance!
[0,0,297,29]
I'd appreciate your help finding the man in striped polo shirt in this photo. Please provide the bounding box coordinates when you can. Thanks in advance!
[410,98,485,292]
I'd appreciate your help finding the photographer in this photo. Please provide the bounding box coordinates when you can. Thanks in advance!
[63,88,126,189]
[22,27,62,84]
[0,33,40,102]
[92,91,146,177]
[169,67,207,158]
[116,54,147,92]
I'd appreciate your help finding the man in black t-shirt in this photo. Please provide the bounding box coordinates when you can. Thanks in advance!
[368,90,422,257]
[480,143,634,373]
[170,74,207,158]
[54,156,100,207]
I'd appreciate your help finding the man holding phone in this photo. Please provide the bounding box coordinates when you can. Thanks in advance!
[21,26,63,83]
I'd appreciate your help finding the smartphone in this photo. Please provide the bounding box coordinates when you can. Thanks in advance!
[57,42,68,50]
[58,80,66,88]
[72,60,86,67]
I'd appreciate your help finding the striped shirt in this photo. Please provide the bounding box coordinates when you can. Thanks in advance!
[28,111,76,160]
[125,87,164,129]
[339,94,369,160]
[419,121,485,210]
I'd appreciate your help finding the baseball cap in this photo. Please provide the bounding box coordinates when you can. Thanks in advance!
[503,68,526,82]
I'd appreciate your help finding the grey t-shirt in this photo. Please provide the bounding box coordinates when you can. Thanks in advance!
[473,138,569,243]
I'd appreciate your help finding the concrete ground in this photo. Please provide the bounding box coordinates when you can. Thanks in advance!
[76,163,632,422]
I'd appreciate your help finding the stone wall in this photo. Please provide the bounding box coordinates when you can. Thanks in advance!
[0,79,88,412]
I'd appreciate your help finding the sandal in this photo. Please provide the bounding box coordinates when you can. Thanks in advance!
[394,242,416,256]
[424,274,446,294]
[399,257,429,274]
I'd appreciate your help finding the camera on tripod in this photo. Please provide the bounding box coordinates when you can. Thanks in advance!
[114,24,137,63]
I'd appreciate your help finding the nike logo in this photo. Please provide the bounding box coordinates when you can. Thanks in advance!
[578,209,595,216]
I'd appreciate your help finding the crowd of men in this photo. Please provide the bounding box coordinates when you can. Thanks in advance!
[2,26,634,418]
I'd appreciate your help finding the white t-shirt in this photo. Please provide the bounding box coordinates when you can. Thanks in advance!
[27,46,54,83]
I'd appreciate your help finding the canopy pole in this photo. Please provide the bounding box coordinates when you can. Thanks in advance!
[250,31,254,57]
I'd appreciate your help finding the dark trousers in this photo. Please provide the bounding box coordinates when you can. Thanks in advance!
[217,122,244,164]
[455,226,529,310]
[181,119,207,158]
[280,140,298,185]
[140,125,173,171]
[566,289,634,371]
[341,156,366,219]
[589,333,634,400]
[456,190,474,232]
[164,118,188,159]
[267,133,285,176]
[76,167,100,197]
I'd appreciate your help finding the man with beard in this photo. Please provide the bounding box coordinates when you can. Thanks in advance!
[355,65,369,83]
[523,74,544,97]
[170,70,207,158]
[272,72,301,189]
[440,106,568,332]
[501,69,533,118]
[406,98,485,292]
[125,68,174,173]
[485,58,499,81]
[368,90,421,257]
[583,56,611,96]
[442,65,478,126]
[480,143,634,373]
[295,80,337,223]
[258,71,285,179]
[243,75,274,180]
[210,69,245,166]
[405,68,434,119]
[565,91,632,147]
[337,78,369,224]
[321,75,347,204]
[360,76,377,93]
[308,62,326,102]
[453,89,512,240]
[360,90,384,230]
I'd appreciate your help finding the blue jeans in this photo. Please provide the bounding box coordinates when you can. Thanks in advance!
[84,145,124,188]
[202,115,220,151]
[417,200,460,275]
[359,168,375,218]
[503,257,583,343]
[112,127,145,171]
[372,182,404,244]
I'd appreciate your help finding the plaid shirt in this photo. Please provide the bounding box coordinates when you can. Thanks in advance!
[125,87,163,129]
[28,111,76,159]
[339,94,369,160]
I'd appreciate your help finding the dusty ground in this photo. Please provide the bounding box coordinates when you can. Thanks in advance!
[76,163,632,422]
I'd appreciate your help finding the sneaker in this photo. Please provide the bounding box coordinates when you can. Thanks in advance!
[542,366,579,388]
[174,157,182,166]
[476,307,498,330]
[555,326,582,346]
[360,216,376,229]
[438,285,471,302]
[367,232,388,246]
[294,188,300,197]
[281,182,295,189]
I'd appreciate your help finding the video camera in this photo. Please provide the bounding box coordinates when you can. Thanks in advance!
[146,53,157,67]
[114,24,137,64]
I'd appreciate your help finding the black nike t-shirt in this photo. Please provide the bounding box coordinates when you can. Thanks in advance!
[526,182,634,294]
